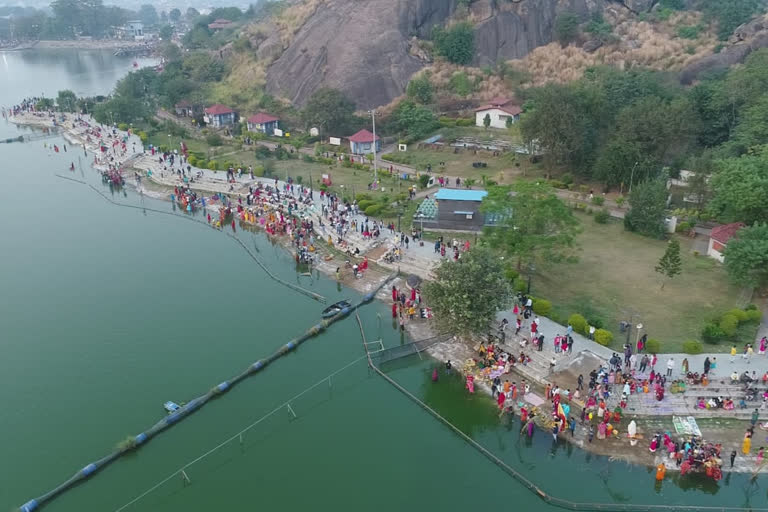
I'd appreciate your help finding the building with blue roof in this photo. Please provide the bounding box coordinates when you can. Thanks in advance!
[415,188,490,231]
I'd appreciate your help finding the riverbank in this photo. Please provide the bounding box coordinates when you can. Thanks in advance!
[9,111,764,479]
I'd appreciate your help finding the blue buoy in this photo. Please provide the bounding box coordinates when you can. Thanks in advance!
[285,342,296,351]
[81,463,98,477]
[314,323,325,332]
[217,381,229,392]
[251,361,264,371]
[20,499,38,512]
[165,413,181,425]
[134,433,148,445]
[364,293,374,301]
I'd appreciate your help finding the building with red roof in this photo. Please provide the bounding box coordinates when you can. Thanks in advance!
[208,19,234,30]
[246,113,279,134]
[707,222,745,262]
[204,104,236,128]
[475,97,522,129]
[348,129,381,155]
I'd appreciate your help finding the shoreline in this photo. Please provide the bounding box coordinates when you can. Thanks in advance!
[2,39,155,51]
[9,111,760,476]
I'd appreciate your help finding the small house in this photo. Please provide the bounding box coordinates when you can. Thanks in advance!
[124,20,144,39]
[204,104,236,128]
[208,19,234,31]
[707,222,744,262]
[246,113,279,134]
[475,97,522,129]
[348,129,381,155]
[174,100,199,117]
[432,188,489,231]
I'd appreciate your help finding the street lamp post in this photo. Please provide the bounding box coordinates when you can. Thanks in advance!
[629,161,639,194]
[368,109,378,188]
[527,263,536,294]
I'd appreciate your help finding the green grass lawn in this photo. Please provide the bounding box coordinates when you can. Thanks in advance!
[532,213,754,353]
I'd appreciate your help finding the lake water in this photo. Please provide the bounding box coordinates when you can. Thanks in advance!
[0,49,763,512]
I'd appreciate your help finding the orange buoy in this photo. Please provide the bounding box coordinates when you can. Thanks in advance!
[656,463,666,481]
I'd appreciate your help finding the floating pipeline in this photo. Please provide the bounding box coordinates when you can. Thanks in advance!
[17,273,395,512]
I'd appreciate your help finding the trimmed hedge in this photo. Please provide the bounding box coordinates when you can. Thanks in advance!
[645,338,661,353]
[364,204,383,216]
[532,298,552,316]
[568,313,588,335]
[594,329,613,346]
[719,314,739,336]
[682,340,703,354]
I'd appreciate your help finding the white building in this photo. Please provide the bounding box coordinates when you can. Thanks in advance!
[474,97,522,129]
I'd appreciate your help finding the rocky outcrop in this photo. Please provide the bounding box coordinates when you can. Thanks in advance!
[472,0,599,67]
[264,0,457,109]
[680,14,768,84]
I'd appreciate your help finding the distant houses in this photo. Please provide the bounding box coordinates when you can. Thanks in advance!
[208,19,234,31]
[348,129,381,155]
[204,104,236,127]
[174,100,200,118]
[474,97,521,129]
[116,20,144,40]
[246,113,279,134]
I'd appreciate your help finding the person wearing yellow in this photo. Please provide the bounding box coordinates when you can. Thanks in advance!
[731,345,737,363]
[743,432,752,455]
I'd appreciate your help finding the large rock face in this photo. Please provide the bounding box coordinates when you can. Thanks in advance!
[265,0,457,109]
[472,0,598,67]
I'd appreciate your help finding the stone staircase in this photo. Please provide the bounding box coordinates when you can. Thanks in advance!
[625,382,764,419]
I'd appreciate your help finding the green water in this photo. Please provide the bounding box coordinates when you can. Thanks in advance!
[1,49,765,512]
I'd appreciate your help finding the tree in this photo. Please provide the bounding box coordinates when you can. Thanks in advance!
[655,239,682,289]
[432,22,474,65]
[481,182,579,269]
[406,74,433,104]
[623,179,668,237]
[708,146,768,224]
[169,8,181,22]
[701,0,761,40]
[182,52,225,82]
[423,246,511,336]
[392,100,439,142]
[519,82,605,174]
[158,24,173,40]
[138,4,159,26]
[483,113,491,130]
[723,223,768,286]
[301,88,357,135]
[56,89,78,112]
[555,12,580,46]
[185,7,200,20]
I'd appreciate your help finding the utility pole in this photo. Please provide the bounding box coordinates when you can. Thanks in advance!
[369,109,378,189]
[629,161,639,194]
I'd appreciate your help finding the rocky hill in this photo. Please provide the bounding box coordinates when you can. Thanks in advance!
[240,0,768,108]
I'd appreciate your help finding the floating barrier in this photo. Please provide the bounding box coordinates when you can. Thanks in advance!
[15,262,394,511]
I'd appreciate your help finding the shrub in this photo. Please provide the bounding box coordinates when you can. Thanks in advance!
[560,173,574,185]
[504,267,519,283]
[594,329,613,346]
[197,160,208,169]
[207,160,219,170]
[138,131,148,142]
[252,165,265,177]
[746,309,763,322]
[555,12,580,45]
[449,71,473,96]
[432,22,474,65]
[701,322,725,343]
[419,174,431,189]
[118,122,129,132]
[725,309,749,323]
[549,180,567,189]
[568,313,588,335]
[675,221,691,233]
[187,155,198,166]
[357,200,375,211]
[514,280,528,293]
[719,314,739,336]
[746,303,758,311]
[645,338,662,353]
[364,204,383,216]
[532,298,552,316]
[205,133,223,146]
[591,196,605,206]
[587,317,604,329]
[594,209,610,224]
[615,196,625,208]
[439,116,456,126]
[302,154,315,163]
[677,25,702,39]
[456,118,474,127]
[682,340,703,355]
